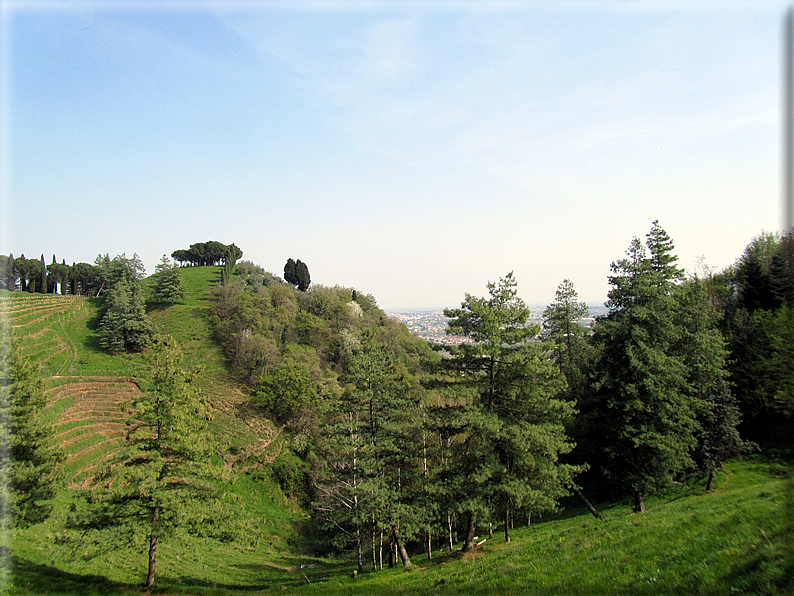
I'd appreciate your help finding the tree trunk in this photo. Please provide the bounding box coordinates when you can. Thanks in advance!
[573,486,605,520]
[388,534,395,568]
[633,490,646,513]
[379,530,383,570]
[504,510,511,543]
[488,522,493,539]
[356,526,363,575]
[447,514,454,552]
[426,530,432,559]
[371,527,377,571]
[146,533,157,588]
[706,470,715,491]
[462,512,478,552]
[392,526,412,568]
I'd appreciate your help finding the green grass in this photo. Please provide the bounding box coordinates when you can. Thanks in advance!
[6,269,300,594]
[6,455,793,595]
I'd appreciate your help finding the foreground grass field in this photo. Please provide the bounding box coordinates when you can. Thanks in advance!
[7,455,793,595]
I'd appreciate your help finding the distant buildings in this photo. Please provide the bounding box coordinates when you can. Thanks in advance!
[388,306,602,343]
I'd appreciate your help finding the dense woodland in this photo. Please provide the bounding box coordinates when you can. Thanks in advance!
[1,224,793,589]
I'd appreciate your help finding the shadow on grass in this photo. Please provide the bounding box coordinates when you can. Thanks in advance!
[81,330,104,354]
[10,556,135,595]
[157,557,352,592]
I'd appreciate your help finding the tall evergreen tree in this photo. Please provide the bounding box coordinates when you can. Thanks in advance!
[284,258,298,286]
[592,222,701,512]
[441,273,582,546]
[676,276,755,490]
[39,255,47,294]
[152,266,187,305]
[314,330,420,569]
[295,260,311,292]
[68,337,244,588]
[98,282,155,353]
[542,279,591,397]
[0,333,64,527]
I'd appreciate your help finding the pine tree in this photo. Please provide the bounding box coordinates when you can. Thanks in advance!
[314,330,421,569]
[441,273,582,545]
[153,267,187,305]
[0,332,64,527]
[67,336,245,588]
[676,276,755,490]
[98,282,155,353]
[542,279,591,397]
[592,222,701,512]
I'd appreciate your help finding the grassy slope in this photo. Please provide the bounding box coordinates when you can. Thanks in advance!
[6,269,312,593]
[8,456,793,595]
[4,275,794,595]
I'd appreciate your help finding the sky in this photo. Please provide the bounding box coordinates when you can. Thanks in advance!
[0,1,787,310]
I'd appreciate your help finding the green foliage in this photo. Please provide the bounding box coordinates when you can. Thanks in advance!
[542,278,592,397]
[66,336,246,588]
[93,252,145,295]
[172,241,241,268]
[313,329,422,571]
[440,272,583,545]
[151,266,187,305]
[0,333,64,527]
[284,258,311,291]
[676,276,756,485]
[592,222,703,509]
[97,281,155,353]
[254,357,320,424]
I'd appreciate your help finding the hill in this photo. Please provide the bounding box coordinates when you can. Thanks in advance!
[5,267,309,590]
[3,265,793,595]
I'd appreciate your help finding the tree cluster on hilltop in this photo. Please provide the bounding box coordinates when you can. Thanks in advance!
[171,241,242,268]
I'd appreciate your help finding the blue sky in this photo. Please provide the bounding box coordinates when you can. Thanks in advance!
[1,1,785,309]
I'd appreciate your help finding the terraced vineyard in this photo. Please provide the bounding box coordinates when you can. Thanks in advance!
[44,378,140,488]
[2,294,86,374]
[3,276,285,488]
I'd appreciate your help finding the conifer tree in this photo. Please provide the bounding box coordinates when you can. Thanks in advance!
[295,259,311,291]
[542,279,591,397]
[98,282,155,353]
[592,222,701,512]
[676,276,755,490]
[0,332,64,527]
[68,336,244,588]
[314,330,420,569]
[441,273,582,545]
[284,258,298,286]
[153,266,187,305]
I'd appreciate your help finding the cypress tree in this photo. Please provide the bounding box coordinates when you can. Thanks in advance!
[295,260,311,291]
[284,258,298,286]
[39,255,47,294]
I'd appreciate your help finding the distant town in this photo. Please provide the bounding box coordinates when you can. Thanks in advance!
[386,305,605,345]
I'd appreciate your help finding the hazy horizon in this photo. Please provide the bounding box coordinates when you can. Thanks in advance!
[2,1,784,310]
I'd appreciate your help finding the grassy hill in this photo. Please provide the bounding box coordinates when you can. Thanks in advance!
[8,456,794,595]
[4,268,310,592]
[3,269,794,595]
